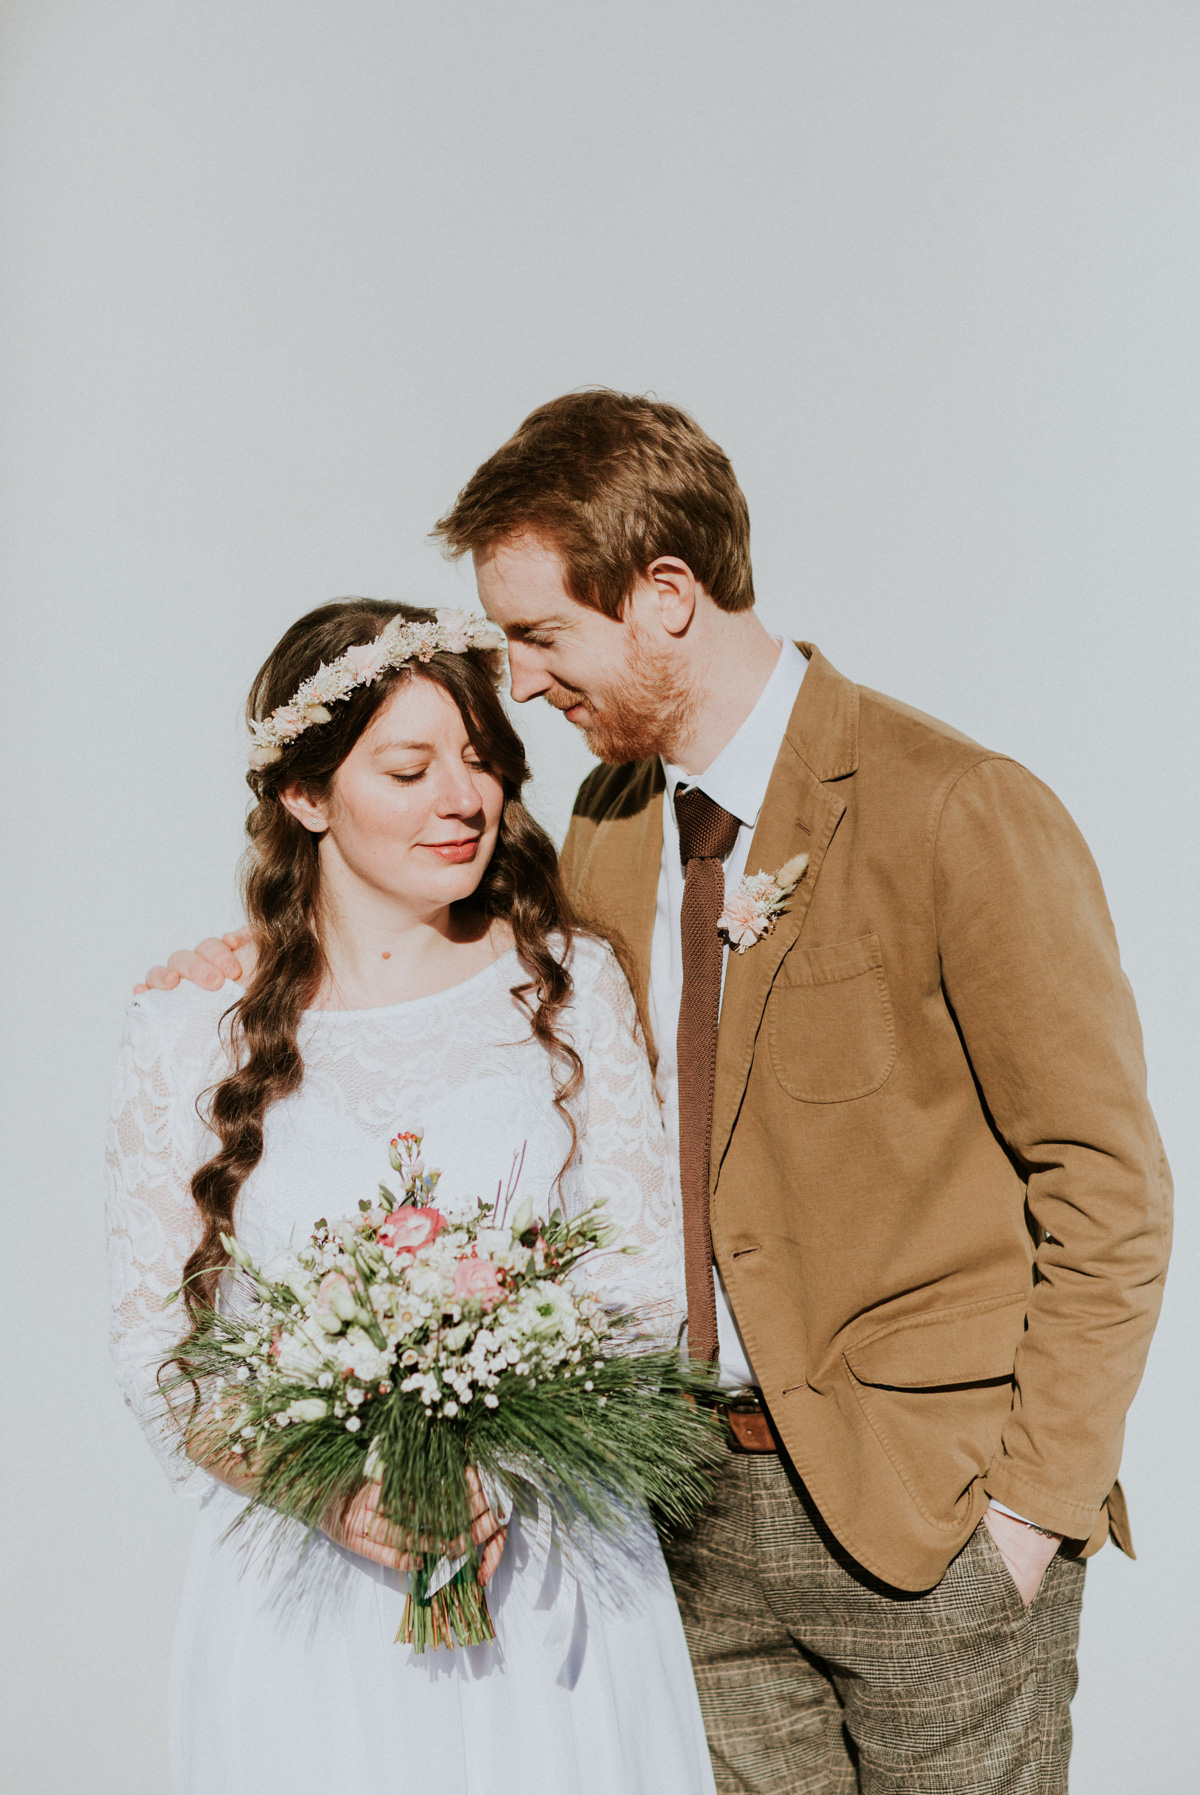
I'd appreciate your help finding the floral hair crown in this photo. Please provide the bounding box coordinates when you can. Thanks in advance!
[248,609,506,769]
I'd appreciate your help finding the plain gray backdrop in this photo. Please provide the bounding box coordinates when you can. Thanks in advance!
[1,4,1196,1789]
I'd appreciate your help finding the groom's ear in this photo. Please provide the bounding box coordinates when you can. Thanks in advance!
[646,556,700,638]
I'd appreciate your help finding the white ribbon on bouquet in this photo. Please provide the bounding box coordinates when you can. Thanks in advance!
[423,1471,580,1667]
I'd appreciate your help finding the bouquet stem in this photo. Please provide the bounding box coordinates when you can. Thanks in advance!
[396,1556,495,1652]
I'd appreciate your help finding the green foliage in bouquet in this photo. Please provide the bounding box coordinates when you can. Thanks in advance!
[163,1129,726,1652]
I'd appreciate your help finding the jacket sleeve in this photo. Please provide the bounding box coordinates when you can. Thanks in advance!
[558,763,609,916]
[933,756,1171,1540]
[558,810,587,906]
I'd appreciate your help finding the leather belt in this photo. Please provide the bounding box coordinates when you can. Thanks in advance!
[723,1391,778,1454]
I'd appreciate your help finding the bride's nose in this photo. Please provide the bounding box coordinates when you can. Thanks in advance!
[432,762,485,818]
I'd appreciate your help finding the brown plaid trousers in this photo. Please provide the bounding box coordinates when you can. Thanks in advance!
[664,1447,1085,1795]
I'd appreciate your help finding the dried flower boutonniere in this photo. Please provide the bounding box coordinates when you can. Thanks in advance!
[718,853,810,953]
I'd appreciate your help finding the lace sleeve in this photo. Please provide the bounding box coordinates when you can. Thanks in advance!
[568,941,686,1343]
[104,997,207,1494]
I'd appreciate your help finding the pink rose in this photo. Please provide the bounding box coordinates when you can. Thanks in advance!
[452,1257,503,1309]
[377,1206,448,1254]
[440,619,471,653]
[718,889,765,949]
[315,1268,357,1311]
[342,640,389,683]
[270,705,307,740]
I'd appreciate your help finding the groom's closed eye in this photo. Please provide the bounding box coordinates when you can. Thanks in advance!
[506,621,562,648]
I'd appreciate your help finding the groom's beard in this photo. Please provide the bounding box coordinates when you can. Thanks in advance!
[544,629,698,764]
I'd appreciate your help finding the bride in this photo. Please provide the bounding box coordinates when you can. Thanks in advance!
[105,598,716,1795]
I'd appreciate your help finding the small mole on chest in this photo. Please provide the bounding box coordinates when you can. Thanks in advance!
[381,951,391,960]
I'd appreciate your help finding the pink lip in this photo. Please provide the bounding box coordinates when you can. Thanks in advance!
[564,703,587,723]
[423,839,480,863]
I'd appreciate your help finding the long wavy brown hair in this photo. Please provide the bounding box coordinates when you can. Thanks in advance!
[181,598,581,1318]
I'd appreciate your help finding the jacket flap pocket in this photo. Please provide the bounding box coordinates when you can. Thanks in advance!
[844,1293,1027,1388]
[780,930,882,988]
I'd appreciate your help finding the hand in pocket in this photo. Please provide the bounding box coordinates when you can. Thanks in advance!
[983,1504,1061,1606]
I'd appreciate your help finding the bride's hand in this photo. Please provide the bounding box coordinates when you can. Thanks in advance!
[466,1464,508,1588]
[135,928,258,994]
[323,1482,422,1572]
[324,1469,507,1583]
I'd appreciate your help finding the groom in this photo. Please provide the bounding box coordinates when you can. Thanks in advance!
[157,391,1170,1793]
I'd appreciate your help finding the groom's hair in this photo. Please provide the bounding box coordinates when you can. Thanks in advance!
[433,389,754,617]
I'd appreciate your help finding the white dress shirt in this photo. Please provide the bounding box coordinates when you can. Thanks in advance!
[646,637,808,1388]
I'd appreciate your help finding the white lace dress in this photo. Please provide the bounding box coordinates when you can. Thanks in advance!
[105,937,715,1795]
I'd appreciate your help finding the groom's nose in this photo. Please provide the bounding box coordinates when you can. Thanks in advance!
[505,641,553,704]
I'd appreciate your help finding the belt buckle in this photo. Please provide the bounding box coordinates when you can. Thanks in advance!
[724,1389,776,1454]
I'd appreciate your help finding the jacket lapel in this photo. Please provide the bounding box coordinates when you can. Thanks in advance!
[710,646,857,1181]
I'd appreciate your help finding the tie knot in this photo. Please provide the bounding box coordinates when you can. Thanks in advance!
[675,784,741,865]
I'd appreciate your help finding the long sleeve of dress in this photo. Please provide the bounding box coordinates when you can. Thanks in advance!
[104,997,207,1493]
[568,941,685,1342]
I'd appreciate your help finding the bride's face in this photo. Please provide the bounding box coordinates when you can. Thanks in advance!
[283,676,505,913]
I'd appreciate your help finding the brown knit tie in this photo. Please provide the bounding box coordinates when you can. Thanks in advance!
[675,783,741,1363]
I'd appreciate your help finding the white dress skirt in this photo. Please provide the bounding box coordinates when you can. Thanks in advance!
[105,939,716,1795]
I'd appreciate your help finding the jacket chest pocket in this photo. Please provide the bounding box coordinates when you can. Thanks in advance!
[767,931,896,1103]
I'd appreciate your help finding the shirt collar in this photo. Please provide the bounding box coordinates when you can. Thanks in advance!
[661,636,808,831]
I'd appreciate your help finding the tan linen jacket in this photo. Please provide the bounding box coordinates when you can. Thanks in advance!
[559,644,1171,1591]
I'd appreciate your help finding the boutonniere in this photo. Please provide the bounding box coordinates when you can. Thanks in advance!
[718,853,810,953]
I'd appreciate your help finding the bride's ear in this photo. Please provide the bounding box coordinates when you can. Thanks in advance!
[279,783,329,835]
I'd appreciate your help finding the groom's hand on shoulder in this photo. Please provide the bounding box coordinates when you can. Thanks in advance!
[134,928,257,994]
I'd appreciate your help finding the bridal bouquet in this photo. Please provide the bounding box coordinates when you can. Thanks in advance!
[165,1129,724,1652]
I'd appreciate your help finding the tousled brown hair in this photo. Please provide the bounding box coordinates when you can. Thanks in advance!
[433,389,754,618]
[181,598,581,1317]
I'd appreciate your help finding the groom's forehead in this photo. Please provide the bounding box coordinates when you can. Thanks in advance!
[475,539,599,629]
[477,534,568,592]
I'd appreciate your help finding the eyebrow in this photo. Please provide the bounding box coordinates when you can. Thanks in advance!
[370,738,435,756]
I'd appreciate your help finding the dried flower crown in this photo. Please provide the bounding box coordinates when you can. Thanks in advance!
[247,609,505,769]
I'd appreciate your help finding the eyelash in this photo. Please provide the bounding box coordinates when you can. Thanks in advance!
[389,758,489,785]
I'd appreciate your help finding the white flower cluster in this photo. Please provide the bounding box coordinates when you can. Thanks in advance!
[247,609,506,769]
[212,1127,615,1457]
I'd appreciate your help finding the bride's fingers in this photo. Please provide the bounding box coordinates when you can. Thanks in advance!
[352,1534,419,1572]
[358,1487,411,1545]
[352,1486,486,1559]
[335,1506,416,1571]
[478,1528,507,1587]
[465,1466,488,1518]
[364,1512,451,1557]
[469,1506,503,1547]
[338,1489,391,1548]
[364,1511,417,1552]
